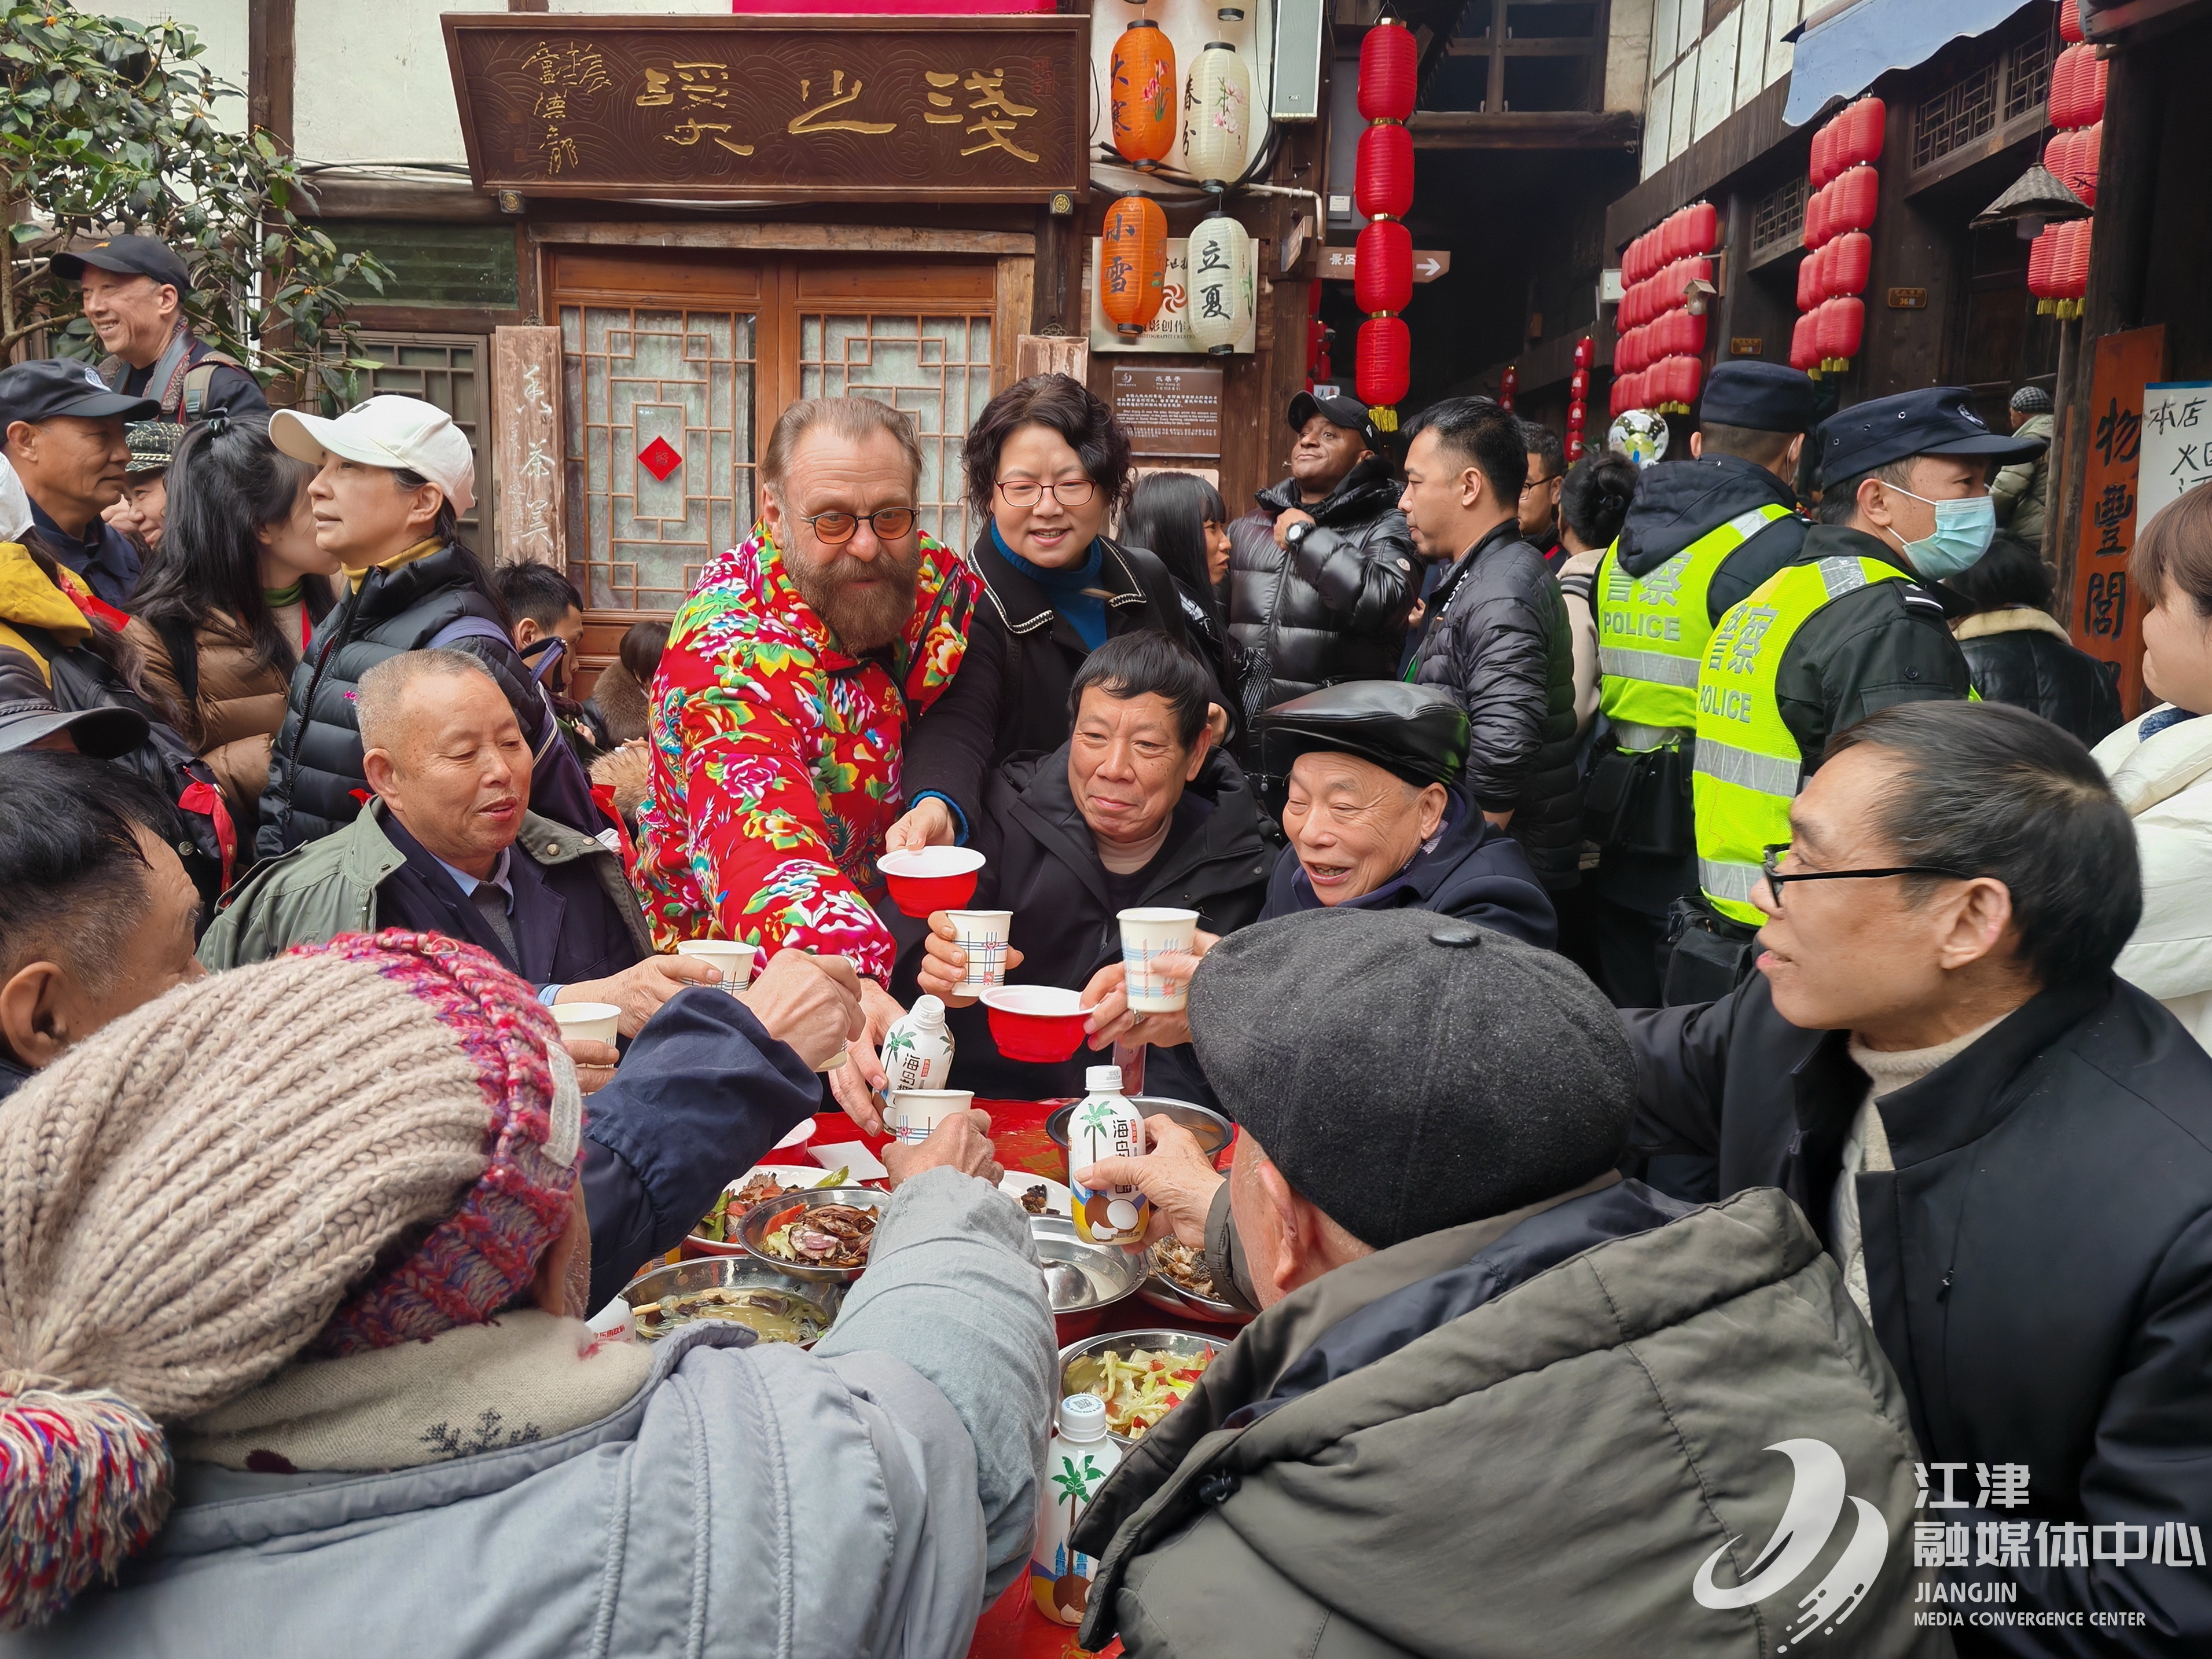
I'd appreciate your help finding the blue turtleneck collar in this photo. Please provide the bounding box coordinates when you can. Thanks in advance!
[990,523,1107,649]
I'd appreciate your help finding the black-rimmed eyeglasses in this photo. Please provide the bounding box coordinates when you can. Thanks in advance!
[1758,843,1974,910]
[800,508,917,545]
[995,478,1097,508]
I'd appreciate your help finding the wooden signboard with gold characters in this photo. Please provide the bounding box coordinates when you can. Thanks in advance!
[442,14,1088,204]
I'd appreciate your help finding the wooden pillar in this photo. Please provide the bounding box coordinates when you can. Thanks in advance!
[247,0,294,151]
[490,325,565,571]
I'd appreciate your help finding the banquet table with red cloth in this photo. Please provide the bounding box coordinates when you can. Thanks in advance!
[749,1095,1243,1659]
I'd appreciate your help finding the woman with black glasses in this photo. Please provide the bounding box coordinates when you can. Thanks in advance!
[890,374,1219,850]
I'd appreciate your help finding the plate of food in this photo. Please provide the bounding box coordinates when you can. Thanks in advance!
[622,1257,844,1347]
[1059,1328,1221,1446]
[737,1185,891,1283]
[1137,1235,1253,1324]
[1001,1170,1074,1218]
[686,1164,854,1258]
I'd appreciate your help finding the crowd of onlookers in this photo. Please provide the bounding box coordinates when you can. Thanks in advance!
[3,232,2212,1656]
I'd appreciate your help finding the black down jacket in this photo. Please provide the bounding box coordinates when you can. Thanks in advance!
[1954,607,2123,748]
[257,545,600,858]
[1226,456,1419,725]
[1406,519,1582,890]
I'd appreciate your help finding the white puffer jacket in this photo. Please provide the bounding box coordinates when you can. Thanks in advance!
[2095,706,2212,1049]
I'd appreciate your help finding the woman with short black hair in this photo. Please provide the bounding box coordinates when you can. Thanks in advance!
[891,374,1214,849]
[1122,469,1245,723]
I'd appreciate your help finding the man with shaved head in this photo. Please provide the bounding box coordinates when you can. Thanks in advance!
[200,648,701,1027]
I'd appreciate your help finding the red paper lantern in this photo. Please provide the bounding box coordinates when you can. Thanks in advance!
[2049,45,2082,129]
[1831,166,1879,237]
[1816,296,1865,366]
[1355,218,1412,314]
[1805,182,1831,250]
[1573,336,1594,370]
[1569,368,1589,397]
[2028,225,2059,311]
[1354,122,1414,221]
[1682,200,1719,256]
[1796,249,1824,313]
[1099,194,1167,336]
[1844,98,1886,170]
[1109,20,1177,170]
[1500,365,1517,412]
[2073,121,2101,205]
[2080,52,2108,126]
[1358,21,1417,122]
[1826,230,1871,298]
[1356,316,1410,410]
[1812,119,1839,190]
[1790,311,1822,373]
[1568,398,1587,426]
[2061,0,2085,42]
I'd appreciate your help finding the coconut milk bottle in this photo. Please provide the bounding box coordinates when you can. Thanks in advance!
[880,995,955,1094]
[1031,1392,1122,1624]
[1069,1065,1149,1247]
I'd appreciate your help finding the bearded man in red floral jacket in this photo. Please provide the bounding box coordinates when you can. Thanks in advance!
[631,397,979,1128]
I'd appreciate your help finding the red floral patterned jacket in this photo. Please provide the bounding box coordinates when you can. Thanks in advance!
[630,526,978,984]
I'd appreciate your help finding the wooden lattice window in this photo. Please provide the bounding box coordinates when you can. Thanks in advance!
[2004,31,2054,122]
[354,333,489,542]
[1751,175,1809,263]
[1913,61,2000,169]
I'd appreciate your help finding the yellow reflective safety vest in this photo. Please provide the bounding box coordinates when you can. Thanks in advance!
[1596,504,1795,753]
[1692,554,1913,926]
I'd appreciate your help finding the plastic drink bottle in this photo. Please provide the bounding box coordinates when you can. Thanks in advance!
[1031,1392,1122,1624]
[1068,1065,1150,1248]
[879,995,955,1093]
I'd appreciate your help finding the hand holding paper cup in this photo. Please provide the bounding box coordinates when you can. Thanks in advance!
[674,938,756,994]
[946,909,1014,997]
[886,1088,976,1144]
[1118,908,1200,1011]
[548,1001,622,1044]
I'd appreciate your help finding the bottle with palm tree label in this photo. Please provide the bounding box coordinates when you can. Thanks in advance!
[879,995,955,1095]
[1032,1392,1122,1624]
[1070,1065,1149,1247]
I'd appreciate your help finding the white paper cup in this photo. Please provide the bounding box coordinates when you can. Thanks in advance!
[946,909,1014,996]
[548,1001,621,1044]
[1119,907,1200,1011]
[675,938,756,994]
[887,1088,976,1145]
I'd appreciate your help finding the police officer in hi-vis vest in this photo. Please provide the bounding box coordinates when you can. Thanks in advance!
[51,237,267,427]
[1584,362,1814,1005]
[1666,386,2047,1004]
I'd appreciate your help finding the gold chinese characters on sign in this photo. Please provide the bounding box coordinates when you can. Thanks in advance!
[444,16,1085,203]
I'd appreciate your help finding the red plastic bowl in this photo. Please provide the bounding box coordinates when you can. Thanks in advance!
[980,985,1094,1063]
[877,846,985,917]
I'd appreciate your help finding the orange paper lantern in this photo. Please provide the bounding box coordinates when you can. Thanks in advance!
[1099,194,1167,337]
[1111,19,1177,170]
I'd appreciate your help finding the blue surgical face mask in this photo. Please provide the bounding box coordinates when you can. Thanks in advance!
[1885,484,1997,581]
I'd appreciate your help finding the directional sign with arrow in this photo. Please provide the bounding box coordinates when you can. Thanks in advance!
[1320,247,1452,282]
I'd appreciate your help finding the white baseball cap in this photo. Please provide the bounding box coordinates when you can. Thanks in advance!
[270,395,476,513]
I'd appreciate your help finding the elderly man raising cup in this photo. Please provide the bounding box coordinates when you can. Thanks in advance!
[1081,681,1556,1053]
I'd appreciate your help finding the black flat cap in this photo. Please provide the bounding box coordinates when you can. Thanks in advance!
[1698,361,1816,433]
[1818,386,2044,481]
[1261,681,1468,788]
[0,696,148,761]
[50,235,193,293]
[0,359,160,431]
[1287,390,1383,453]
[1188,908,1636,1250]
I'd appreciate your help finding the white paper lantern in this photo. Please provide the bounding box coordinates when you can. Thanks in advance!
[1186,213,1252,356]
[1182,24,1252,193]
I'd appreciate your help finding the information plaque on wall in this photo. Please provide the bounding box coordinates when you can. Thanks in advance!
[444,14,1086,202]
[1112,366,1225,459]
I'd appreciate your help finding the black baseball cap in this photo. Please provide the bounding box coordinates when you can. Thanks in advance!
[1699,362,1816,434]
[1818,386,2045,481]
[50,236,193,294]
[0,696,149,761]
[1288,390,1384,452]
[0,360,160,432]
[1261,681,1468,788]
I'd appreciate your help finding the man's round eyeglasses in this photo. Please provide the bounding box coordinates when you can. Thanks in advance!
[1758,843,1974,909]
[802,508,916,545]
[995,478,1097,508]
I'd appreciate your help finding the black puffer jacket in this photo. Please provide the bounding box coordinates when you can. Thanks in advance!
[1406,520,1582,889]
[1954,607,2123,747]
[1226,457,1419,725]
[257,545,598,857]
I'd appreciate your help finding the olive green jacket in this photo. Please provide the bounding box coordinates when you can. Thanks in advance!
[1073,1184,1946,1658]
[1990,413,2052,544]
[198,802,649,970]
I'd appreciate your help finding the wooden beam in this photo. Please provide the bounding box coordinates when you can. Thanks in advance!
[247,0,294,152]
[1409,111,1642,150]
[526,222,1035,256]
[299,174,507,223]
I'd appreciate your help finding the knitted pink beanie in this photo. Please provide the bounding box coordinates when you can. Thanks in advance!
[0,930,580,1629]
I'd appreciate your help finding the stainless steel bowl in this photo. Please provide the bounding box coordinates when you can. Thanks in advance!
[1057,1326,1227,1448]
[1030,1214,1146,1316]
[1044,1095,1232,1161]
[1137,1240,1254,1325]
[620,1256,846,1346]
[736,1185,892,1283]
